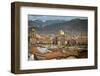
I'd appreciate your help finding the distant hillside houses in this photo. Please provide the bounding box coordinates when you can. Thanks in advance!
[29,28,87,46]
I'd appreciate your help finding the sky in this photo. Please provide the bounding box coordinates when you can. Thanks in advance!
[28,15,88,21]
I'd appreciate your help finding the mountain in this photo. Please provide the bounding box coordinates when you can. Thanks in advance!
[28,20,43,28]
[28,18,88,35]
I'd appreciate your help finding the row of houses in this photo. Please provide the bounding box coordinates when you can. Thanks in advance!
[28,29,87,47]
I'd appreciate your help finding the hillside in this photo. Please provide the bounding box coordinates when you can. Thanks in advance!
[28,18,88,35]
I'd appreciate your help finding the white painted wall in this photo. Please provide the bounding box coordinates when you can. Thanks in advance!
[0,0,100,76]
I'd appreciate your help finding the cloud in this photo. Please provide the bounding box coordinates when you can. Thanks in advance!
[28,15,87,21]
